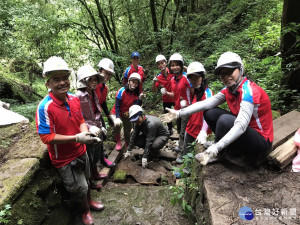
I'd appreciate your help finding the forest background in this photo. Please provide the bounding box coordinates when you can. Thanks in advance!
[0,0,299,122]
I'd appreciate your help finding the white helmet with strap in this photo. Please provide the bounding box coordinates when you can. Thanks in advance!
[128,72,141,83]
[43,56,70,78]
[98,58,115,74]
[187,62,206,77]
[156,54,167,63]
[77,65,104,88]
[169,53,183,64]
[214,51,244,75]
[129,105,143,122]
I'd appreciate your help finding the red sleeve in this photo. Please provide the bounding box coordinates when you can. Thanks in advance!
[39,133,56,144]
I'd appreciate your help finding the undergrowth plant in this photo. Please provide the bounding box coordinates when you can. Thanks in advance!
[0,204,11,224]
[169,142,198,215]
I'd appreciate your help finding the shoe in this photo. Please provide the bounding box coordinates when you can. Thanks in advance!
[102,157,116,168]
[115,134,122,151]
[81,199,94,225]
[90,181,102,191]
[87,188,104,211]
[91,167,108,180]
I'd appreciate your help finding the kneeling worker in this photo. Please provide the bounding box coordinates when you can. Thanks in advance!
[124,105,170,168]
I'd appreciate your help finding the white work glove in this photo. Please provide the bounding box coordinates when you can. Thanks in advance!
[195,144,219,166]
[89,126,101,136]
[180,100,188,108]
[153,76,158,82]
[101,127,107,136]
[75,131,101,145]
[160,107,179,123]
[142,158,148,168]
[114,118,122,127]
[196,130,207,144]
[124,150,132,159]
[160,87,167,95]
[139,93,146,99]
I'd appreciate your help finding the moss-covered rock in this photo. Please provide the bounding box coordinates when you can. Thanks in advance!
[113,170,127,183]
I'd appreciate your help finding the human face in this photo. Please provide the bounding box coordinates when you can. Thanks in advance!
[46,71,70,99]
[128,79,139,90]
[170,61,181,75]
[100,69,112,83]
[188,74,203,88]
[157,60,167,71]
[219,67,240,88]
[87,75,98,90]
[135,115,144,126]
[131,56,140,66]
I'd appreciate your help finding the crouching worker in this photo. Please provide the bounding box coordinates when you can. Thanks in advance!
[36,56,104,225]
[162,52,273,168]
[76,65,116,190]
[124,105,170,168]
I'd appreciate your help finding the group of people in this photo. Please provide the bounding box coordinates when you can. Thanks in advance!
[35,50,274,225]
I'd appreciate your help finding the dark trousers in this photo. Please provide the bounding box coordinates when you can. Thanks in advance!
[163,102,174,132]
[204,108,272,167]
[134,134,169,159]
[183,132,196,156]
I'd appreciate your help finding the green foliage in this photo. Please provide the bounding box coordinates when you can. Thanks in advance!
[10,101,39,122]
[169,142,199,216]
[0,204,12,224]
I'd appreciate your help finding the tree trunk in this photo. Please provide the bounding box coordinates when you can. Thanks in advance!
[281,0,300,91]
[150,0,163,52]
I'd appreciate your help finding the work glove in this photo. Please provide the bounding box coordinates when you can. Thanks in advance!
[101,127,107,136]
[124,150,132,159]
[196,130,207,144]
[114,118,122,127]
[107,115,114,126]
[195,144,219,165]
[75,131,101,145]
[160,87,167,95]
[153,75,158,82]
[139,93,146,99]
[142,158,148,168]
[180,100,188,108]
[89,126,101,136]
[160,108,179,123]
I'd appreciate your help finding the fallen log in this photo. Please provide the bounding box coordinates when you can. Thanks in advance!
[268,137,298,169]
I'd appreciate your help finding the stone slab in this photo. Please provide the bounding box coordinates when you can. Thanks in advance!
[0,107,29,127]
[6,130,47,160]
[272,110,300,149]
[0,158,39,207]
[203,163,300,225]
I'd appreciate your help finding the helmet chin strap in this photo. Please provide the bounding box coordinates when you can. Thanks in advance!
[228,68,244,94]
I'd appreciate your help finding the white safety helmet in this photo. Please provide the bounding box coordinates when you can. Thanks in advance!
[187,62,206,77]
[98,58,115,74]
[169,53,184,64]
[128,72,141,83]
[43,56,70,78]
[156,54,167,63]
[129,105,143,122]
[214,51,244,75]
[77,65,104,89]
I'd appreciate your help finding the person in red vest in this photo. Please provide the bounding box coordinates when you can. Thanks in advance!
[95,58,115,128]
[111,73,142,150]
[177,62,213,164]
[122,51,147,93]
[163,52,273,167]
[36,56,104,225]
[152,54,175,135]
[168,53,193,162]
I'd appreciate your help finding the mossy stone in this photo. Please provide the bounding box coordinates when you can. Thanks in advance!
[113,170,127,183]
